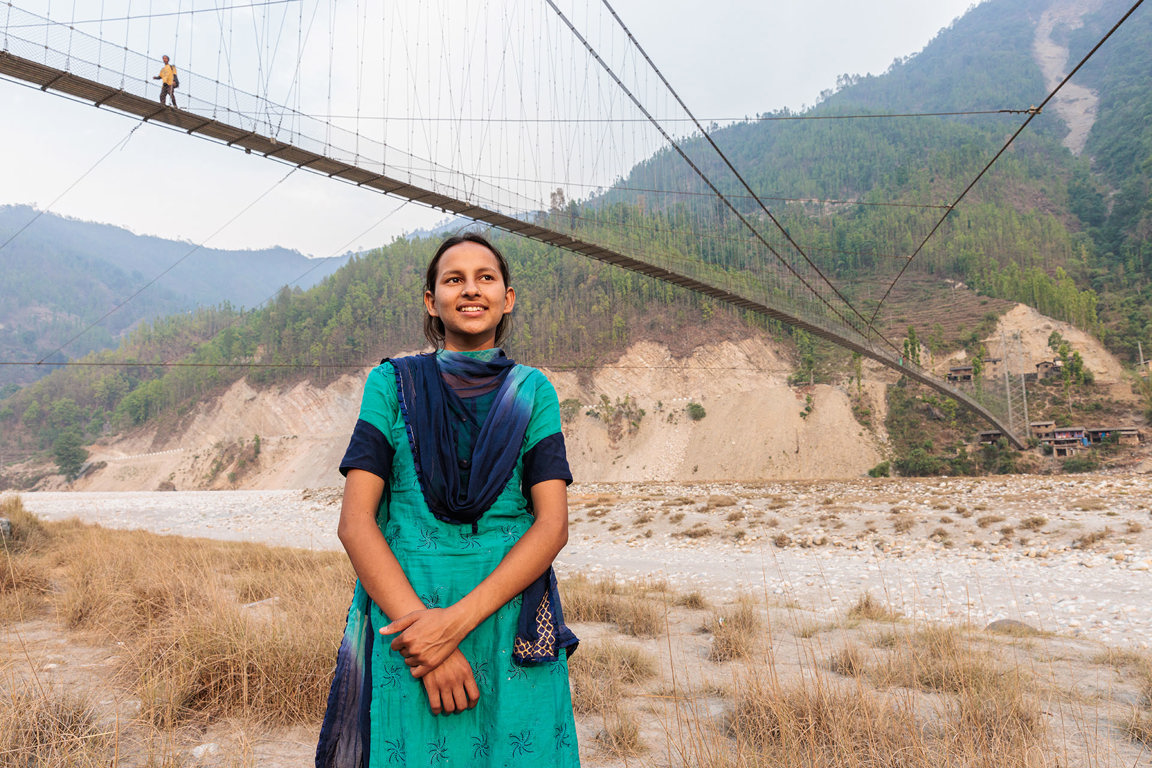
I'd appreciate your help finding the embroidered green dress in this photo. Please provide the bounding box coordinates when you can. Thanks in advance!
[351,354,579,768]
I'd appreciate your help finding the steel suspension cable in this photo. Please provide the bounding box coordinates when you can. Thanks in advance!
[543,0,874,350]
[37,167,299,365]
[596,0,885,344]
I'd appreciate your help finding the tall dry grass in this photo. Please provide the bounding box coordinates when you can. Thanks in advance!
[1,495,51,622]
[569,638,657,715]
[3,498,354,730]
[561,573,665,637]
[0,683,112,768]
[2,499,1144,765]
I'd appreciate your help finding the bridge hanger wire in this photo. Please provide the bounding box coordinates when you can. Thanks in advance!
[0,123,143,258]
[544,0,888,356]
[596,0,886,349]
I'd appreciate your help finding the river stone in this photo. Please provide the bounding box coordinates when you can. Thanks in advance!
[0,518,11,539]
[985,618,1041,636]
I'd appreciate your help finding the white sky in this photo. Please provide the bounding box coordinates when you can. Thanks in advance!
[0,0,978,257]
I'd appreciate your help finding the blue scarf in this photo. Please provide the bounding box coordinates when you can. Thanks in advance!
[391,349,534,530]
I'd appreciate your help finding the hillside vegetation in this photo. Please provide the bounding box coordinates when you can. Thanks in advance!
[0,205,352,389]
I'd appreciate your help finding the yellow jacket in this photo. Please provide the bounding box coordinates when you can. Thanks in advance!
[158,64,176,86]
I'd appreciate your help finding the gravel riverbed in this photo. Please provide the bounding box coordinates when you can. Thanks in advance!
[16,473,1152,649]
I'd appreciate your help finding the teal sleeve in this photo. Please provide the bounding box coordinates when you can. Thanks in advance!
[524,370,563,453]
[357,362,398,444]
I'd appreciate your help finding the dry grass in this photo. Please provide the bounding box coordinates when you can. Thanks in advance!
[0,683,111,767]
[708,626,1047,767]
[709,598,763,662]
[593,707,645,757]
[3,508,353,729]
[975,515,1006,528]
[828,645,867,677]
[1019,515,1047,531]
[568,639,657,715]
[847,592,901,623]
[1072,527,1112,549]
[560,573,665,637]
[726,671,933,765]
[677,590,709,610]
[3,498,1146,765]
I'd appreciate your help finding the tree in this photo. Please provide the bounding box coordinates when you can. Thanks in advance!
[902,325,922,367]
[52,429,88,481]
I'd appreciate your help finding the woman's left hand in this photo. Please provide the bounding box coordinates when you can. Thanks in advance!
[382,607,470,678]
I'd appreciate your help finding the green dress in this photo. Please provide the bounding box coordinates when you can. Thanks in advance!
[354,356,580,768]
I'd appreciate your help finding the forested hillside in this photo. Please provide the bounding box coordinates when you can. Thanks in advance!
[0,205,352,388]
[2,0,1151,476]
[622,0,1150,358]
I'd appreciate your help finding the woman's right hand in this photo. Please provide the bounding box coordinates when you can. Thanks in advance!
[421,649,480,715]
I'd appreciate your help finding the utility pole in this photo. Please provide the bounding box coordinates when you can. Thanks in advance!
[1017,333,1030,440]
[1002,330,1013,437]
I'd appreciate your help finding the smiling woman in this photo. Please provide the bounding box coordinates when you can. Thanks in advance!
[422,236,517,352]
[316,233,580,767]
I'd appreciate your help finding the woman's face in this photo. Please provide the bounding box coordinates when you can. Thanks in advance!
[424,241,515,351]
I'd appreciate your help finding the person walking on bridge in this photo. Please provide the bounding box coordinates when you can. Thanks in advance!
[153,55,178,107]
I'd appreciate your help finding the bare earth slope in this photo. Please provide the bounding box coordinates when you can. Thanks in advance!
[75,335,887,490]
[66,300,1135,491]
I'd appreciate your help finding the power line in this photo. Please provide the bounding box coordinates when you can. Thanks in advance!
[242,108,1032,123]
[0,359,797,374]
[867,0,1146,330]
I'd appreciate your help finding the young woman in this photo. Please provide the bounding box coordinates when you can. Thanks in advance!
[316,233,580,768]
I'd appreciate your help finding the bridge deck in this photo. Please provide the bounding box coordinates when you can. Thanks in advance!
[0,49,1026,448]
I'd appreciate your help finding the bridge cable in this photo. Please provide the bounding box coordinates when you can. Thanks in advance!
[36,167,299,366]
[0,123,142,257]
[595,0,895,352]
[5,1,302,27]
[545,0,886,354]
[867,0,1146,330]
[156,198,413,368]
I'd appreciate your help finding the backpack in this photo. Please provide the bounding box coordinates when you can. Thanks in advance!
[171,69,180,89]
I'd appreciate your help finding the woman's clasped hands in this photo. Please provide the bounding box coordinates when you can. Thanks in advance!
[382,606,480,715]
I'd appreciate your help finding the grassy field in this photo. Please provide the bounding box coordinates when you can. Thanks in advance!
[3,494,1151,767]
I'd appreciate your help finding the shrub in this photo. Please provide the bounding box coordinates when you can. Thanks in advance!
[686,402,706,421]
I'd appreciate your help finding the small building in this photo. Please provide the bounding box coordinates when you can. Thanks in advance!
[1047,426,1088,457]
[947,365,974,383]
[1036,359,1062,380]
[1030,420,1055,441]
[982,356,1003,378]
[977,430,1003,445]
[1087,427,1142,446]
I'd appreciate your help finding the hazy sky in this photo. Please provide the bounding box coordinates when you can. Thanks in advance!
[0,0,978,257]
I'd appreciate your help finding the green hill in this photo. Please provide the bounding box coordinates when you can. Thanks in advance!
[0,205,353,388]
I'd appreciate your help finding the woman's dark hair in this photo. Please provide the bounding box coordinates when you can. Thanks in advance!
[423,232,513,348]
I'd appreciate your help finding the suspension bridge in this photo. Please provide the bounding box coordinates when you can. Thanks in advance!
[1,1,1046,447]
